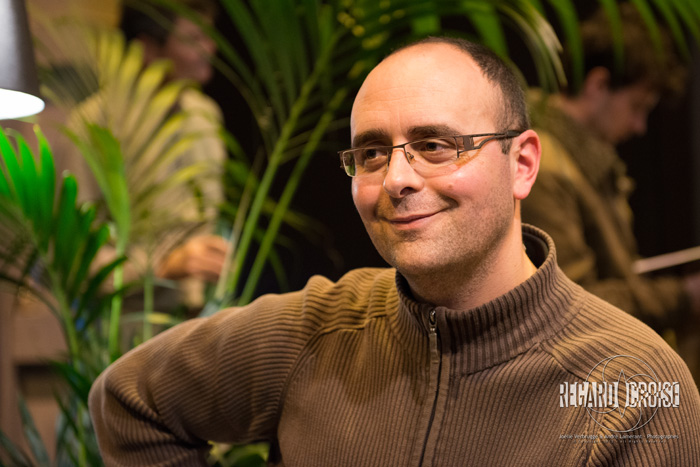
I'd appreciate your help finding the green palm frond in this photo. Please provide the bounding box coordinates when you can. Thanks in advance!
[0,427,35,466]
[0,126,123,465]
[34,21,219,257]
[0,126,123,355]
[57,29,196,243]
[0,396,48,467]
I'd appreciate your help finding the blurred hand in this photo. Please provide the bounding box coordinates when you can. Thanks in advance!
[157,235,229,283]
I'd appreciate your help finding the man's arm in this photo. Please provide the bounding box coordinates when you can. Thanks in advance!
[89,290,312,465]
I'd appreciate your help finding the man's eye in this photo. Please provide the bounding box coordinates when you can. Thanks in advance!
[362,148,383,159]
[414,139,454,152]
[423,141,442,152]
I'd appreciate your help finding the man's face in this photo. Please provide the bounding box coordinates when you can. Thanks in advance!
[350,43,520,278]
[590,81,659,145]
[162,16,217,84]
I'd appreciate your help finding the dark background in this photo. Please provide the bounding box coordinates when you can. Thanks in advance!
[206,4,700,297]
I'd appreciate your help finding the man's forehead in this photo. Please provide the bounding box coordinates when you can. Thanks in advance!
[350,43,500,139]
[384,41,473,67]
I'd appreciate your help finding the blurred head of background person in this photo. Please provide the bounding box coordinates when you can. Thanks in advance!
[555,2,686,146]
[119,0,218,85]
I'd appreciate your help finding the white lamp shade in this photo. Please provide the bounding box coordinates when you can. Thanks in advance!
[0,0,45,119]
[0,88,44,119]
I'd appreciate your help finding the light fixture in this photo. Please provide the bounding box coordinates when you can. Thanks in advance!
[0,0,45,119]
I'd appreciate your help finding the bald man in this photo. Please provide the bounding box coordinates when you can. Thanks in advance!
[89,37,700,466]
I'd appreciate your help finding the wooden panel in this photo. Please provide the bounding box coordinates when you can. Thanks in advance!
[12,299,66,364]
[0,291,66,462]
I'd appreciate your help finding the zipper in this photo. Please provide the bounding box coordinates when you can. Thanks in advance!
[418,309,441,466]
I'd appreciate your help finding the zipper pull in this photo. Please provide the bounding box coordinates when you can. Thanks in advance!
[428,308,437,333]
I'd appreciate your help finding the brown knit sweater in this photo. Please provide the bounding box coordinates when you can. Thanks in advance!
[89,225,700,466]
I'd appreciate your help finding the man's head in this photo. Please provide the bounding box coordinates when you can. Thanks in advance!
[348,37,540,291]
[563,3,686,145]
[120,0,217,84]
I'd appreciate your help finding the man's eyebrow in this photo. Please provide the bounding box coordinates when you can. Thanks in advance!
[407,124,461,139]
[351,124,462,147]
[352,129,391,148]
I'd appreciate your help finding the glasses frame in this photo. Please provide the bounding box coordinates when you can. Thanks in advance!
[338,130,523,177]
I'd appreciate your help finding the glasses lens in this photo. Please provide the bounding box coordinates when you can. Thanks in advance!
[341,152,356,177]
[342,148,390,177]
[361,148,388,174]
[408,138,458,165]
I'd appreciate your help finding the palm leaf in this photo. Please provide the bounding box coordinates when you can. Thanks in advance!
[18,395,51,467]
[0,125,120,466]
[37,25,205,252]
[36,130,57,250]
[466,2,509,57]
[53,173,81,289]
[0,130,31,217]
[65,125,131,249]
[0,428,34,467]
[545,0,583,90]
[0,126,120,351]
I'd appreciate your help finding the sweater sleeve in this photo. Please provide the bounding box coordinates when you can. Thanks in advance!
[88,284,322,466]
[522,134,689,329]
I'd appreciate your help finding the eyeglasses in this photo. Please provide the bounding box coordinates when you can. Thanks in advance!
[338,130,522,178]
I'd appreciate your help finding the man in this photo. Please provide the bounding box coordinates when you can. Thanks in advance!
[89,37,700,465]
[521,4,700,371]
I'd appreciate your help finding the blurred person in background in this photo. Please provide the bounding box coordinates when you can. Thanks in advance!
[116,0,228,313]
[522,3,700,380]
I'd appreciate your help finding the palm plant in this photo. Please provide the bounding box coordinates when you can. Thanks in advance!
[0,18,224,465]
[38,21,207,340]
[0,126,124,466]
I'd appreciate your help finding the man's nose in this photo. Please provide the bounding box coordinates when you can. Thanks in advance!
[382,147,424,198]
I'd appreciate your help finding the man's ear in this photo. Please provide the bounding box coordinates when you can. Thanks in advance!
[512,129,541,200]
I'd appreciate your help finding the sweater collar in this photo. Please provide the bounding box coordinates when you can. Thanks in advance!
[393,224,584,374]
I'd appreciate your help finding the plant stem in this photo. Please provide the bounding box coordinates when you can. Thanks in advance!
[53,286,80,366]
[143,265,154,342]
[108,259,124,362]
[76,404,88,467]
[239,88,347,303]
[227,33,340,300]
[212,151,264,305]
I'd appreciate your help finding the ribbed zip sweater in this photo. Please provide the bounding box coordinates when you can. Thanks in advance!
[89,225,700,466]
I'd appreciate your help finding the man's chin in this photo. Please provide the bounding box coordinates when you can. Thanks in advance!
[391,257,449,279]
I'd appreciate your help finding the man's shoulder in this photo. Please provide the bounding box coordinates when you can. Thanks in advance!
[557,291,700,451]
[300,267,398,312]
[235,267,398,328]
[547,288,696,388]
